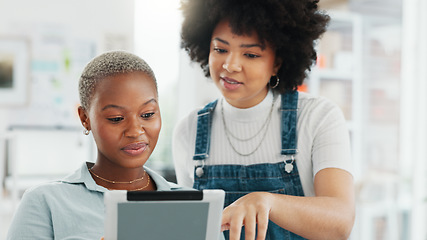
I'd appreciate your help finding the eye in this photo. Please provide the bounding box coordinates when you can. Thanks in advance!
[213,47,227,53]
[141,112,155,119]
[107,117,124,123]
[245,53,260,58]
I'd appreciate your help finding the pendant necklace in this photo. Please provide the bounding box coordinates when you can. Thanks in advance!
[221,95,276,156]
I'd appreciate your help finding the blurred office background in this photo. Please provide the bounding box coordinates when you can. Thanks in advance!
[0,0,425,239]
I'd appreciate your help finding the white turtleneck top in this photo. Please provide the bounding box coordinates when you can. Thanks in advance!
[172,90,352,197]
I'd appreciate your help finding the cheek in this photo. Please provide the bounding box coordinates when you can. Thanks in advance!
[97,127,112,140]
[208,54,220,73]
[256,62,276,80]
[92,126,112,147]
[265,56,278,74]
[147,119,162,140]
[92,122,119,147]
[208,50,214,64]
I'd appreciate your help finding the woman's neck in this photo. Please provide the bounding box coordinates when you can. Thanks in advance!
[89,162,155,191]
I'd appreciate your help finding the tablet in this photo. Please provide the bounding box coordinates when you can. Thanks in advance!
[104,190,225,240]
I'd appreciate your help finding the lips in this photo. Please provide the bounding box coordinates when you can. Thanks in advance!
[221,77,242,90]
[122,142,147,156]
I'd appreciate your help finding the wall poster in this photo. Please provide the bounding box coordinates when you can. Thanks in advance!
[0,37,30,106]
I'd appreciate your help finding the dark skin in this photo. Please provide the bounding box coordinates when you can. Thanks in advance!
[78,72,161,191]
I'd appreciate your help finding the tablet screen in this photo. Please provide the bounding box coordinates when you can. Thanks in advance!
[117,201,209,239]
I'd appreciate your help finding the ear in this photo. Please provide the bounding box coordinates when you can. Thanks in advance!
[78,106,91,131]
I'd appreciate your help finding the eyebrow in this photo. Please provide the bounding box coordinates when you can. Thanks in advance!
[101,98,158,111]
[213,37,265,50]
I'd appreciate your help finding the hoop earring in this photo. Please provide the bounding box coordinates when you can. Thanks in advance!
[270,75,280,89]
[83,129,90,135]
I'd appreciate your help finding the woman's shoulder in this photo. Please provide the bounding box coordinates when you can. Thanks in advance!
[22,178,93,203]
[173,103,213,137]
[297,91,344,114]
[177,108,200,125]
[178,99,221,122]
[297,91,338,107]
[16,181,70,208]
[23,180,65,195]
[295,91,347,128]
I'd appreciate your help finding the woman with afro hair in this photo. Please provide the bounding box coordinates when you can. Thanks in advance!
[172,0,355,239]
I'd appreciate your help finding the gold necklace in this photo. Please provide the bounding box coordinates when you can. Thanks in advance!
[107,174,151,191]
[129,174,150,191]
[89,168,145,184]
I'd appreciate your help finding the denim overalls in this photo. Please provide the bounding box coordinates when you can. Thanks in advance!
[193,91,306,240]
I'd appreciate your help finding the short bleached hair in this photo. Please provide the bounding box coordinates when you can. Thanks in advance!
[78,50,157,110]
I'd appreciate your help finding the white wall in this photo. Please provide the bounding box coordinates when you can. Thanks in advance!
[0,1,135,238]
[0,0,135,128]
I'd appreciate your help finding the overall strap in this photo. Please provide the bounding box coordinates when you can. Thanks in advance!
[193,100,218,160]
[280,90,299,155]
[193,91,299,159]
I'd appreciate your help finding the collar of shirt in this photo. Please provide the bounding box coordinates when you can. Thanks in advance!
[60,162,183,192]
[221,89,276,122]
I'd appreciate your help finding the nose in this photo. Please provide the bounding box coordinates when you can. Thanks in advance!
[222,54,242,73]
[124,118,145,137]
